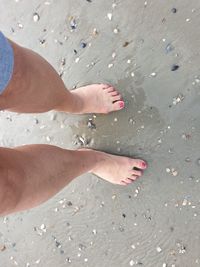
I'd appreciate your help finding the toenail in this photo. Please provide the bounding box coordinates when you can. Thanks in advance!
[119,101,124,108]
[142,162,147,168]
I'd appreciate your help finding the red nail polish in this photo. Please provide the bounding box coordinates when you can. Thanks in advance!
[142,162,147,168]
[119,101,124,108]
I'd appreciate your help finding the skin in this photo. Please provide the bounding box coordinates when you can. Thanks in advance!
[0,38,147,216]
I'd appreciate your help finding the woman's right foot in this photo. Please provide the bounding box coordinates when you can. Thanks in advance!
[89,150,147,185]
[70,83,124,114]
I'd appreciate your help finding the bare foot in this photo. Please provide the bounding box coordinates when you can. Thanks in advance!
[89,150,147,185]
[71,84,124,114]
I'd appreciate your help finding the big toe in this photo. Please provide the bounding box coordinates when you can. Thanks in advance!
[112,100,125,111]
[132,159,147,170]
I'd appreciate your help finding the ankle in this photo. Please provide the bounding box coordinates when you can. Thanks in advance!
[69,90,84,113]
[77,148,104,173]
[54,90,83,113]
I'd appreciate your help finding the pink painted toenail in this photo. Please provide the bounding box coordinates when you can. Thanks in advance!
[142,162,147,168]
[119,101,124,109]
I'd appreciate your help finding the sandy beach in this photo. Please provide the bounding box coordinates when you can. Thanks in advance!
[0,0,200,266]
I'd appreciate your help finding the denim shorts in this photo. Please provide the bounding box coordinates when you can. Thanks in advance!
[0,31,14,94]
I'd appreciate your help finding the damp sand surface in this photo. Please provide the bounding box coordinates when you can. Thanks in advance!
[0,1,200,267]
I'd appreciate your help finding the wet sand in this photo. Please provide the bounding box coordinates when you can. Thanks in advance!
[0,0,200,266]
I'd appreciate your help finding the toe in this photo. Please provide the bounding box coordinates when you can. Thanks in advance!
[123,178,133,184]
[110,91,120,96]
[131,170,143,177]
[105,86,115,93]
[128,175,138,181]
[113,100,125,111]
[132,159,147,170]
[101,84,110,89]
[112,95,122,102]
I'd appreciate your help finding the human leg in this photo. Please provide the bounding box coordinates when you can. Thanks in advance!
[0,144,146,216]
[0,35,124,114]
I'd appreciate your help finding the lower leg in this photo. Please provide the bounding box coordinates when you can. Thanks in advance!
[0,144,146,216]
[1,40,76,113]
[0,145,99,215]
[1,38,124,114]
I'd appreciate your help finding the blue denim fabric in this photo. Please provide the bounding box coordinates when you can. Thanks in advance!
[0,32,14,94]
